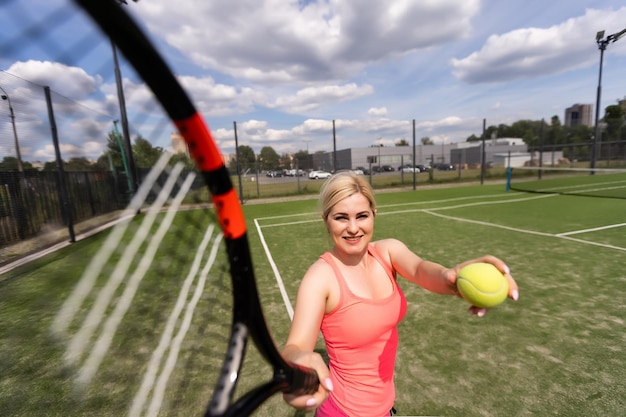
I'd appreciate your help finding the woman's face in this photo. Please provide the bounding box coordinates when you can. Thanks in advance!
[325,192,375,255]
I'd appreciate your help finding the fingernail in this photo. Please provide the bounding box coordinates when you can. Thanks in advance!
[512,289,519,301]
[325,377,334,391]
[477,309,487,318]
[503,265,510,275]
[306,398,317,407]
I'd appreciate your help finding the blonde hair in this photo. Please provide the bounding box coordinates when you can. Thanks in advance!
[319,171,377,220]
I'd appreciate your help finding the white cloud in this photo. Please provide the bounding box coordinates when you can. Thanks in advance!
[271,83,374,113]
[6,60,100,99]
[451,7,626,84]
[137,0,480,85]
[368,107,388,117]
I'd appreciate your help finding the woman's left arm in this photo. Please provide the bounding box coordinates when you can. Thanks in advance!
[378,239,519,308]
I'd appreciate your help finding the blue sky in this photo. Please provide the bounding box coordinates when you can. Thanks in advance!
[1,0,626,163]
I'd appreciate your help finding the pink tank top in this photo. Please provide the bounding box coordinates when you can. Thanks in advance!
[317,245,407,416]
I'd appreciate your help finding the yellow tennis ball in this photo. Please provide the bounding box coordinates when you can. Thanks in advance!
[457,262,509,308]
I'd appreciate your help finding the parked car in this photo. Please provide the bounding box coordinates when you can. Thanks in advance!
[308,170,332,179]
[355,166,371,175]
[285,169,305,177]
[433,163,454,171]
[351,168,364,175]
[266,170,284,177]
[381,165,395,172]
[415,164,430,172]
[398,164,418,173]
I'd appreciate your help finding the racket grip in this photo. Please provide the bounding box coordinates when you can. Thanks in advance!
[283,364,320,395]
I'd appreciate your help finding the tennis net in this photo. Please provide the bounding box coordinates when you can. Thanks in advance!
[506,166,626,199]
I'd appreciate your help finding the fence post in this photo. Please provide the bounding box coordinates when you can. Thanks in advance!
[44,86,75,243]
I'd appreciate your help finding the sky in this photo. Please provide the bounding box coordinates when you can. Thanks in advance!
[1,0,626,163]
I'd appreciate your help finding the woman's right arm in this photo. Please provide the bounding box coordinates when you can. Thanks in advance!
[282,261,334,412]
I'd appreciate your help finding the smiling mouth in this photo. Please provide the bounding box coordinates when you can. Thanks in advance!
[343,235,363,241]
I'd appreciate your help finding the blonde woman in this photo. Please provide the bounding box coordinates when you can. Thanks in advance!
[282,171,519,416]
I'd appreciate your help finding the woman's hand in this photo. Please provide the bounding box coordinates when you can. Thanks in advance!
[282,348,333,412]
[445,255,519,317]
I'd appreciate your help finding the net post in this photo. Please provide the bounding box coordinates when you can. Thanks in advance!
[506,166,511,192]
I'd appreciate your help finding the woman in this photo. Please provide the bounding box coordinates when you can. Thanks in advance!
[282,171,519,416]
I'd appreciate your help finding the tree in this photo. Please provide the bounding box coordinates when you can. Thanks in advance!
[228,145,255,173]
[169,152,195,170]
[421,137,433,145]
[105,130,125,167]
[64,157,94,171]
[279,152,291,170]
[395,138,409,146]
[603,104,624,142]
[292,150,311,170]
[0,156,31,171]
[546,116,565,146]
[42,161,57,171]
[132,136,163,168]
[258,146,280,171]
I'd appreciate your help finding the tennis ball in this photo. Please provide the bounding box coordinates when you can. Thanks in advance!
[456,262,509,308]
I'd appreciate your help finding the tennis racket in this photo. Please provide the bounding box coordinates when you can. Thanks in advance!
[1,0,317,415]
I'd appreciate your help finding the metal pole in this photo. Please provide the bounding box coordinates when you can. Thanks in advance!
[591,42,605,172]
[480,118,486,185]
[113,120,133,193]
[45,86,75,243]
[332,119,337,171]
[111,40,138,192]
[539,118,544,179]
[591,28,626,172]
[412,119,416,190]
[0,86,23,172]
[234,121,244,204]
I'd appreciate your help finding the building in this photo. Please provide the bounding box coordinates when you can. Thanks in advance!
[619,97,626,114]
[451,138,528,167]
[564,103,593,127]
[309,138,538,171]
[312,143,458,172]
[170,132,189,156]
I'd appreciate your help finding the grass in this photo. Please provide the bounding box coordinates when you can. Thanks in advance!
[1,181,625,416]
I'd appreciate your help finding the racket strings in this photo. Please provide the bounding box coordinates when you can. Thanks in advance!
[52,158,236,417]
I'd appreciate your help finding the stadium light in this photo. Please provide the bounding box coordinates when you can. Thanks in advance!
[0,85,24,172]
[591,27,626,171]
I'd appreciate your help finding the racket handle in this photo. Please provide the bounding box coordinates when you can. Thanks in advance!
[282,364,320,395]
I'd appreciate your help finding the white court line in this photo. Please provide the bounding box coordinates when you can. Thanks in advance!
[422,210,626,252]
[254,218,295,320]
[254,191,527,222]
[257,192,626,319]
[262,193,556,229]
[557,223,626,237]
[255,192,554,317]
[145,231,223,417]
[128,223,216,417]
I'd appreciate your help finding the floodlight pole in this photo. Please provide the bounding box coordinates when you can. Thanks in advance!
[112,0,138,193]
[0,86,24,172]
[591,28,626,172]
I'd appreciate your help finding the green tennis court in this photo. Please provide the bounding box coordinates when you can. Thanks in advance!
[1,182,624,416]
